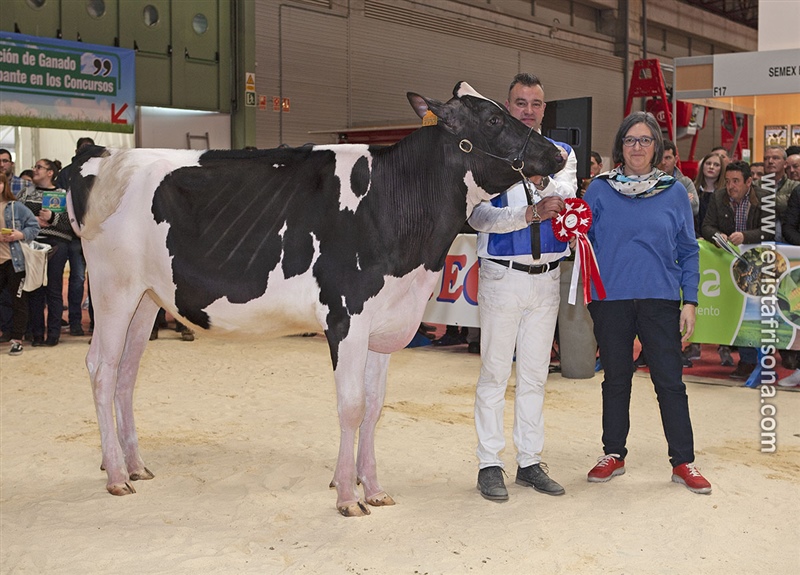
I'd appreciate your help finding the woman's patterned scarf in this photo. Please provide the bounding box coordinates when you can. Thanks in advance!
[596,167,675,199]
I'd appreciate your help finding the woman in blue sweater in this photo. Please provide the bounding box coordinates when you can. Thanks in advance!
[582,112,711,494]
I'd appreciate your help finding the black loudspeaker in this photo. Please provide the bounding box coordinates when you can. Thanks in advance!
[541,96,593,182]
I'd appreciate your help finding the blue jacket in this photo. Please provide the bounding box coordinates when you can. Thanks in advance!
[3,201,41,273]
[583,177,699,304]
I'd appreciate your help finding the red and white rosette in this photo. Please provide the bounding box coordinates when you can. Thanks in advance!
[553,198,606,305]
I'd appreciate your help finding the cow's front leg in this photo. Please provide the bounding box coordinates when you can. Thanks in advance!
[358,350,395,507]
[328,330,370,516]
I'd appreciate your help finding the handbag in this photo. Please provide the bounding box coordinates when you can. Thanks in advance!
[11,202,52,292]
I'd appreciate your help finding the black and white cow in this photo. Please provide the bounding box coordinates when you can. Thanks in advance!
[67,82,564,516]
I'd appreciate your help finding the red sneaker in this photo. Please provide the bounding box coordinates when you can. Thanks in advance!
[671,462,712,494]
[587,454,625,483]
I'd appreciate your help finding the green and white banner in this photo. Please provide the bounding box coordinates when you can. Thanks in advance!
[424,237,800,350]
[0,32,135,133]
[693,240,796,350]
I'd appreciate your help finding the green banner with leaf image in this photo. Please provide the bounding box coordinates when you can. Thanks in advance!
[692,240,795,350]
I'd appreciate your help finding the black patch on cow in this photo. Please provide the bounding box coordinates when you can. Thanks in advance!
[67,145,108,226]
[350,155,370,198]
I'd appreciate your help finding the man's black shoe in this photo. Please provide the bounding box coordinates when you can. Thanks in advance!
[515,463,565,496]
[31,337,45,347]
[468,341,480,354]
[477,466,508,501]
[70,327,85,336]
[43,338,59,347]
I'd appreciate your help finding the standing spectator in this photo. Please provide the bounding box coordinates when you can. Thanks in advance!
[776,184,800,386]
[580,151,604,197]
[758,146,800,240]
[702,161,775,380]
[693,152,727,235]
[56,137,95,336]
[786,153,800,182]
[583,111,710,494]
[0,150,36,339]
[749,162,765,181]
[24,159,73,347]
[469,72,575,502]
[0,173,40,354]
[0,149,35,199]
[711,145,730,162]
[660,140,699,216]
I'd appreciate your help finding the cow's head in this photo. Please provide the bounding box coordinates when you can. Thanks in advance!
[408,82,565,200]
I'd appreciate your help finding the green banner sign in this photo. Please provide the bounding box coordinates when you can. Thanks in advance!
[0,32,135,133]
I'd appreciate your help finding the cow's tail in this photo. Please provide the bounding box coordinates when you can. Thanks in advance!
[66,145,108,238]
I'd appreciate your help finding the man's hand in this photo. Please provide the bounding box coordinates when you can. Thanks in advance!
[728,231,745,245]
[534,195,565,221]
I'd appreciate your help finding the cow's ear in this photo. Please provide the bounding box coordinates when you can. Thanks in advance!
[407,92,434,119]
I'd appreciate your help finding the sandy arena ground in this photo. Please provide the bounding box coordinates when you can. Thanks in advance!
[1,331,798,574]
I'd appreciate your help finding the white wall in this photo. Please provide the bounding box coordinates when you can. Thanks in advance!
[137,107,231,150]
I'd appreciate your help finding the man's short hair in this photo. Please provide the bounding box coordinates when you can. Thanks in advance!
[508,73,543,96]
[785,145,800,156]
[765,146,787,160]
[663,139,678,155]
[726,160,752,180]
[590,151,602,164]
[76,137,95,151]
[750,161,764,169]
[0,148,11,158]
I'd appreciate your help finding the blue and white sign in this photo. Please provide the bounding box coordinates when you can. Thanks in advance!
[0,32,135,133]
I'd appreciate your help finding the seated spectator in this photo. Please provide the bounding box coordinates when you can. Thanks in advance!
[701,161,775,380]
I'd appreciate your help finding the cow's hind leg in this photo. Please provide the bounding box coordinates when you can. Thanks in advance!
[358,350,395,507]
[87,293,159,495]
[115,294,160,482]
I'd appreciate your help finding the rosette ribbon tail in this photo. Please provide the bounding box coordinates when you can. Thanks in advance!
[574,232,605,305]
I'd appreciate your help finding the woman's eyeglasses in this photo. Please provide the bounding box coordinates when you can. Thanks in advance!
[33,164,48,170]
[622,136,654,148]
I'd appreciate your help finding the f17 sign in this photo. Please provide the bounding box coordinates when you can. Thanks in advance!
[0,32,135,133]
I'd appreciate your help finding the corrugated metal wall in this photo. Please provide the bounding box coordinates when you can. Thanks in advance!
[254,0,625,159]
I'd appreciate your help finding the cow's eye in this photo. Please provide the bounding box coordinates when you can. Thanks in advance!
[488,116,501,126]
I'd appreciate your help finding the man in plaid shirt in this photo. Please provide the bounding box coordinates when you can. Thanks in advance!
[0,149,34,199]
[701,160,774,380]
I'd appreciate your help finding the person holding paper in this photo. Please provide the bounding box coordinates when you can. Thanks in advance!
[701,161,775,380]
[23,159,73,347]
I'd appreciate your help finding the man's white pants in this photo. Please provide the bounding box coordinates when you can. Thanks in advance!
[475,260,560,469]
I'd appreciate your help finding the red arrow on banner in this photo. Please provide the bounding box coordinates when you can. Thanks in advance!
[111,103,128,124]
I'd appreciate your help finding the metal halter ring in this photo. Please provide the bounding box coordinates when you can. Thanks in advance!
[459,139,473,153]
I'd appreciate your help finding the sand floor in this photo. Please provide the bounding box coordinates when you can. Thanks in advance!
[1,332,798,574]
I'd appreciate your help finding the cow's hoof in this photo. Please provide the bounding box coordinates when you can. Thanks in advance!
[108,482,136,496]
[366,491,395,507]
[338,500,371,517]
[130,467,154,481]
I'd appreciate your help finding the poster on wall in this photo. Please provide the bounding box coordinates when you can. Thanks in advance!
[764,125,789,148]
[0,32,135,133]
[791,125,800,148]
